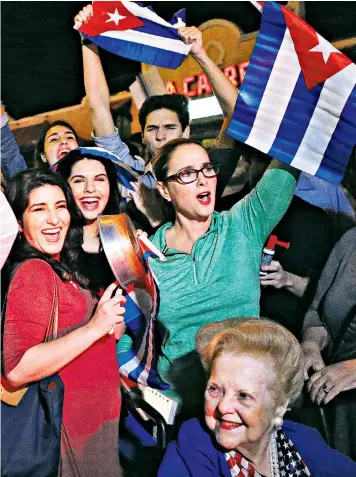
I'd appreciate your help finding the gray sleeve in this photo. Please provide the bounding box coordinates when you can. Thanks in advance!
[302,231,351,331]
[92,128,145,173]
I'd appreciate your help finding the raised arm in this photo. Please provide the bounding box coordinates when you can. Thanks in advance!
[74,5,143,170]
[179,26,238,118]
[75,5,115,137]
[232,159,300,248]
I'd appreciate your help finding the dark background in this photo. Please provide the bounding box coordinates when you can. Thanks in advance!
[2,2,356,120]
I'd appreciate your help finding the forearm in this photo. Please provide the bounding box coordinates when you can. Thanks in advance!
[82,42,115,137]
[216,115,236,147]
[237,165,297,243]
[192,49,238,118]
[301,326,328,351]
[284,272,309,297]
[268,158,301,181]
[343,359,356,391]
[6,322,101,387]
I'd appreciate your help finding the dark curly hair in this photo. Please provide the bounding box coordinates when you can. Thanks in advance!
[139,94,190,132]
[5,170,88,288]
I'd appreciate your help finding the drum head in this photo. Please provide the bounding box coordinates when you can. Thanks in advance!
[98,214,146,289]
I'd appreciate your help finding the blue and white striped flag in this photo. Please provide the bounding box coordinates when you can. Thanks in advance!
[226,2,356,184]
[77,1,191,69]
[118,252,170,390]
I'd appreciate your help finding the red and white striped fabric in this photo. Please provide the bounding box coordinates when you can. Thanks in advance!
[225,450,263,477]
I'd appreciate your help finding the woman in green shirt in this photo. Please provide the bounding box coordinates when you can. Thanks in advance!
[119,138,298,420]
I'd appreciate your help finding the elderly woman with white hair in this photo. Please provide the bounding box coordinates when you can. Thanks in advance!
[159,319,356,477]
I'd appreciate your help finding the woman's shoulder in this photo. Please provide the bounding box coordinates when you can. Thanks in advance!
[7,259,58,304]
[283,420,356,475]
[12,258,55,280]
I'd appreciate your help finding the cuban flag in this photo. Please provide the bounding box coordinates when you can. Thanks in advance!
[226,2,356,184]
[77,1,191,69]
[118,250,170,390]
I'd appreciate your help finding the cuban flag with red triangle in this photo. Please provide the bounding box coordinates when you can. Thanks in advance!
[226,2,356,184]
[77,1,191,69]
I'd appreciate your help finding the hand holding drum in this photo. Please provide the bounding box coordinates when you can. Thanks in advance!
[89,282,126,338]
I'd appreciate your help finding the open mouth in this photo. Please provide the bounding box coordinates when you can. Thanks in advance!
[57,149,70,160]
[80,197,100,211]
[197,191,211,206]
[42,227,62,242]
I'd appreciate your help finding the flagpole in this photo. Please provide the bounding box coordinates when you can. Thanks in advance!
[249,1,263,13]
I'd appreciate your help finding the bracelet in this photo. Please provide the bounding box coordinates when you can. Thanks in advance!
[81,37,93,46]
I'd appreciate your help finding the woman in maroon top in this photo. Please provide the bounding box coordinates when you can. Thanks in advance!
[3,170,125,477]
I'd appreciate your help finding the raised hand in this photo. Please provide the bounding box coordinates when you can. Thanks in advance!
[178,26,204,58]
[128,181,147,217]
[74,4,93,30]
[129,181,163,228]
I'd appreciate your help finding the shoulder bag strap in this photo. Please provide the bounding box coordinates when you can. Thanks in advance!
[44,271,59,342]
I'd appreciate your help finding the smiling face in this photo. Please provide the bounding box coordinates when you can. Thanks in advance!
[143,108,190,159]
[43,125,78,166]
[21,185,70,258]
[157,144,217,221]
[67,158,110,222]
[205,353,278,454]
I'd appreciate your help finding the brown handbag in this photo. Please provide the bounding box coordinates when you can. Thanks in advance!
[1,270,59,406]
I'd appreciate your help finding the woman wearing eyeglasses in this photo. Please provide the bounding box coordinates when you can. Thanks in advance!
[118,138,299,421]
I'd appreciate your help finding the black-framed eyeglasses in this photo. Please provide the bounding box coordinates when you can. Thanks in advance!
[165,162,220,184]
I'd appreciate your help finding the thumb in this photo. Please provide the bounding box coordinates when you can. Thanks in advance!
[312,361,324,372]
[304,360,312,380]
[100,282,119,303]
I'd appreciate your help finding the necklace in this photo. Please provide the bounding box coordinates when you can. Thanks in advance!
[269,429,280,477]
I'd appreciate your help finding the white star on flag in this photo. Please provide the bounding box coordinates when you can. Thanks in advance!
[309,33,340,63]
[106,8,126,26]
[173,17,186,28]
